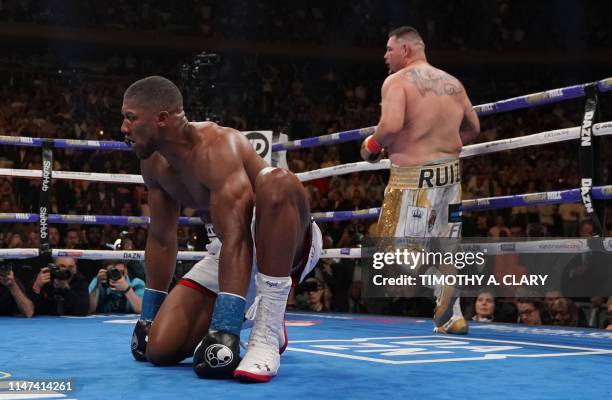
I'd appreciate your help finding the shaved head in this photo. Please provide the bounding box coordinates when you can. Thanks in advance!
[121,76,187,160]
[124,76,183,112]
[388,26,425,51]
[384,26,427,73]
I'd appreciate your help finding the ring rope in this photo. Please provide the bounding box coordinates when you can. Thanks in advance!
[0,77,609,153]
[0,78,609,262]
[0,248,206,261]
[3,121,611,185]
[1,185,610,225]
[276,77,612,151]
[3,238,612,261]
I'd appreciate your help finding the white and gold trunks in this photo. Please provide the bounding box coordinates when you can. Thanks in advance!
[377,158,462,238]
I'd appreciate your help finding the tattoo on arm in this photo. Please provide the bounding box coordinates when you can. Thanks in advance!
[406,69,463,97]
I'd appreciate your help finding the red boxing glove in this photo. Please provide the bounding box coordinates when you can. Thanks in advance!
[360,135,384,163]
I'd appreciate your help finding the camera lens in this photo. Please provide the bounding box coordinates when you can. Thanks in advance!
[108,266,122,281]
[49,264,71,280]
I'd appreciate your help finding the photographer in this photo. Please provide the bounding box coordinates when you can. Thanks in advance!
[112,231,146,281]
[0,262,34,317]
[28,257,89,316]
[88,260,145,314]
[297,277,333,312]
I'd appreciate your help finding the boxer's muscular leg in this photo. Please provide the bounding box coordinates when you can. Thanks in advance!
[254,168,311,276]
[234,168,309,382]
[147,285,214,366]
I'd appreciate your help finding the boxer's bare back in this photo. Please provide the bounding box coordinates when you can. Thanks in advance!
[381,62,475,166]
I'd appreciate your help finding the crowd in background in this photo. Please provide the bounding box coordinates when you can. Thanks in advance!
[1,1,612,329]
[1,0,609,50]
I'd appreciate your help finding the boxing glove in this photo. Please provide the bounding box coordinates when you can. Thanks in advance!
[193,330,241,379]
[131,319,152,361]
[360,135,384,163]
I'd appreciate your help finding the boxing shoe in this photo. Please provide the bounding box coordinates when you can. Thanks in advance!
[244,299,288,354]
[193,330,242,379]
[234,273,291,382]
[131,319,152,361]
[433,286,468,335]
[234,339,281,382]
[435,316,469,335]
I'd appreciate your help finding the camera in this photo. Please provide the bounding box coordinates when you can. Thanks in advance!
[180,51,221,122]
[48,263,71,280]
[0,262,12,279]
[107,266,122,282]
[180,52,220,81]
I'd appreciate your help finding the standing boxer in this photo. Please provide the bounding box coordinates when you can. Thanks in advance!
[361,27,480,333]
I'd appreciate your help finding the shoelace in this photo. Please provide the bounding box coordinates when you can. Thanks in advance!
[244,295,261,321]
[242,294,287,351]
[249,294,282,347]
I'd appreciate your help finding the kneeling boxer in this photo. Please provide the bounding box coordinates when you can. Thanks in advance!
[122,76,321,382]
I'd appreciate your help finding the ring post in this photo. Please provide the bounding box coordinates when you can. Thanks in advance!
[579,84,605,236]
[38,139,53,259]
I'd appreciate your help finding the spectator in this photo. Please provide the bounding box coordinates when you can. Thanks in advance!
[85,225,104,249]
[586,297,609,329]
[28,257,89,316]
[488,215,511,238]
[344,173,365,199]
[7,233,25,249]
[299,277,331,312]
[544,289,562,314]
[26,230,39,248]
[48,226,62,248]
[88,260,145,314]
[112,231,146,281]
[578,220,593,238]
[544,289,561,310]
[472,288,496,322]
[550,297,587,327]
[64,228,81,249]
[0,263,34,317]
[516,297,548,325]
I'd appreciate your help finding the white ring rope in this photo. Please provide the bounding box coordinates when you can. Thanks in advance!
[0,248,205,261]
[298,121,612,181]
[2,121,610,184]
[3,239,612,261]
[0,169,145,184]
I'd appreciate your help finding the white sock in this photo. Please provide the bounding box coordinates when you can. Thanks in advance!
[256,272,292,298]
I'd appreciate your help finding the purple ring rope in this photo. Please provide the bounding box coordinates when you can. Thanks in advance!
[2,185,610,225]
[1,77,610,152]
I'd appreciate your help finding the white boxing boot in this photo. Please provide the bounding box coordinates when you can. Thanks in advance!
[234,273,291,382]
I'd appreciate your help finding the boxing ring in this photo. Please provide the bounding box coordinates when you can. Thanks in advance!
[1,77,612,399]
[2,314,612,399]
